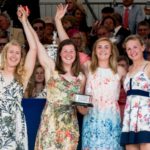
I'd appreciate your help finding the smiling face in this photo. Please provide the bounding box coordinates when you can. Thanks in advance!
[60,44,76,66]
[95,40,112,61]
[6,45,21,68]
[125,39,145,61]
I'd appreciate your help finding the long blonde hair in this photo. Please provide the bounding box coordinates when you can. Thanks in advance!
[0,40,26,84]
[90,37,118,74]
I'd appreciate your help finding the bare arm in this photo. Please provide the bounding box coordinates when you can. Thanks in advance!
[117,65,127,82]
[145,61,150,78]
[55,4,69,42]
[17,6,37,89]
[76,74,89,115]
[25,11,55,82]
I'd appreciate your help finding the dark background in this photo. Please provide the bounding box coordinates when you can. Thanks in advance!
[0,0,40,27]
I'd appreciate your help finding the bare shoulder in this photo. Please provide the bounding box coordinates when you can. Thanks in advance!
[82,60,91,76]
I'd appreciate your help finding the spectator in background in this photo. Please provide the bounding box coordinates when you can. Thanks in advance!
[114,0,145,34]
[101,15,116,34]
[43,16,55,44]
[101,6,114,19]
[118,56,129,124]
[32,18,45,44]
[137,20,150,60]
[112,12,131,56]
[65,0,82,16]
[88,25,111,52]
[96,25,111,39]
[62,15,77,31]
[73,5,89,33]
[68,28,91,56]
[0,30,9,53]
[65,0,77,15]
[0,13,25,46]
[24,64,45,98]
[0,30,9,67]
[137,20,150,40]
[144,2,150,24]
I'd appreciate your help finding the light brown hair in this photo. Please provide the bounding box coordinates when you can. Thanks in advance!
[90,37,118,73]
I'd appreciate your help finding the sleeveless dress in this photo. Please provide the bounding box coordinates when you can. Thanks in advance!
[82,68,122,150]
[0,73,28,150]
[120,65,150,145]
[35,71,83,150]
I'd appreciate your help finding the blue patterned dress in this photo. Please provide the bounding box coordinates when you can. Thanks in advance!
[0,72,28,150]
[82,68,122,150]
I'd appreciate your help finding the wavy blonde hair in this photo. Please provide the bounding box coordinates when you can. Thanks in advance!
[90,37,118,74]
[0,40,26,85]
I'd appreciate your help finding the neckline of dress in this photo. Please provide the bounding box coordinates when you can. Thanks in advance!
[0,71,15,87]
[98,67,110,70]
[127,71,149,81]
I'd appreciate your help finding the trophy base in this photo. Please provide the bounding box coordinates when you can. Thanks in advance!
[72,101,93,107]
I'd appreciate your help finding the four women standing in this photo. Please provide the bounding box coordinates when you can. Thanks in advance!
[0,3,150,150]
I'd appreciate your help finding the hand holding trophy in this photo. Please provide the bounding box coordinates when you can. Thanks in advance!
[72,93,93,107]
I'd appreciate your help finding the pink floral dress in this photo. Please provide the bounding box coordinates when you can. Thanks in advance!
[82,68,122,150]
[121,66,150,145]
[34,71,83,150]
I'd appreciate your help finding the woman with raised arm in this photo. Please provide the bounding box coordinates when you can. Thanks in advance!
[0,6,37,150]
[55,4,90,66]
[33,5,87,150]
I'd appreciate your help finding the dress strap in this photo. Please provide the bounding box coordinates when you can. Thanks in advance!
[129,78,132,90]
[142,63,148,71]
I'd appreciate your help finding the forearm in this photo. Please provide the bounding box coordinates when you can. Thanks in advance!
[55,18,69,42]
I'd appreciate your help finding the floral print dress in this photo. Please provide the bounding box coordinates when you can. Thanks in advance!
[0,72,28,150]
[82,68,122,150]
[121,66,150,145]
[35,71,83,150]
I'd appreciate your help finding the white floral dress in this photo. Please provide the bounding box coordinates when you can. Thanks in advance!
[82,68,122,150]
[121,66,150,145]
[0,73,28,150]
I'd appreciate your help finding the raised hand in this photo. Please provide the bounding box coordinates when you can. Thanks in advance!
[55,3,68,21]
[17,5,29,23]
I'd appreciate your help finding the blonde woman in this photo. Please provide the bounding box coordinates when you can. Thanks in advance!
[120,35,150,150]
[81,37,126,150]
[0,6,37,150]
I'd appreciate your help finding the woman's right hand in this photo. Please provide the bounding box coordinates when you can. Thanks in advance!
[55,3,68,21]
